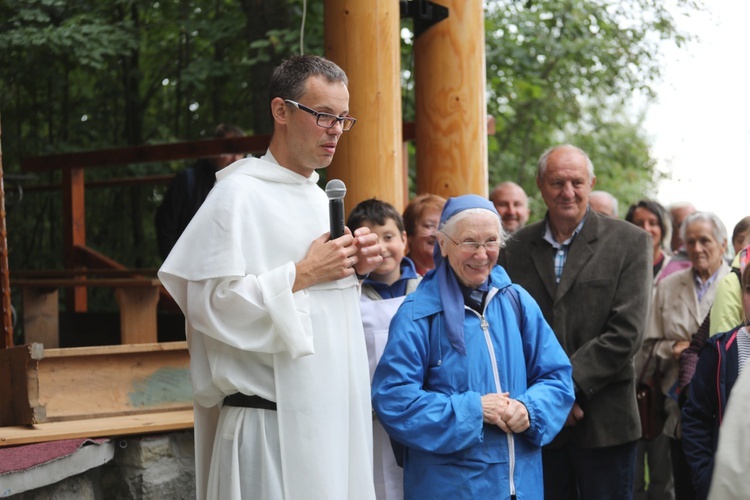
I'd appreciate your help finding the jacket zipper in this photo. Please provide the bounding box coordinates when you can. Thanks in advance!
[470,287,517,498]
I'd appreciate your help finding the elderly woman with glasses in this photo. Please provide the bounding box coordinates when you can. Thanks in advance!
[372,195,574,499]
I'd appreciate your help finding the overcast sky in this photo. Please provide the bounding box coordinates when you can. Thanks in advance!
[646,0,750,237]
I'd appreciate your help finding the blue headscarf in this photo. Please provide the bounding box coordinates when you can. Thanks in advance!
[433,194,501,355]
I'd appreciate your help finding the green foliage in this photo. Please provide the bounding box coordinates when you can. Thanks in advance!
[483,0,701,222]
[0,0,702,313]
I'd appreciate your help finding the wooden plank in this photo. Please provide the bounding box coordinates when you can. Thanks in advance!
[37,342,191,422]
[19,122,427,174]
[21,135,273,172]
[12,269,158,278]
[0,342,191,427]
[22,174,174,192]
[0,410,194,447]
[0,344,45,426]
[42,341,187,357]
[11,278,162,288]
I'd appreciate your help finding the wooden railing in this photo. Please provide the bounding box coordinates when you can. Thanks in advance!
[19,134,274,317]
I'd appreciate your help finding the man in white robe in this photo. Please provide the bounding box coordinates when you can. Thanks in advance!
[159,55,381,500]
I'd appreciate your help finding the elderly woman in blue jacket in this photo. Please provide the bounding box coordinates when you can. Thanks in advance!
[371,195,574,499]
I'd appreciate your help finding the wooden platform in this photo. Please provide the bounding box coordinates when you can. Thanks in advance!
[0,410,193,447]
[0,341,193,446]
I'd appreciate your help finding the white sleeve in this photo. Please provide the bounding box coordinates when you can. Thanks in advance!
[185,261,315,359]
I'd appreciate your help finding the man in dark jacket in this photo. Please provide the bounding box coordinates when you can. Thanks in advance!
[155,123,245,259]
[682,323,746,499]
[498,144,652,499]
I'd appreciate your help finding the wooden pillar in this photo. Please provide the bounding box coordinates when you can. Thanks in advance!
[115,286,161,345]
[324,0,405,212]
[414,1,488,198]
[0,114,12,348]
[22,288,60,348]
[62,167,87,312]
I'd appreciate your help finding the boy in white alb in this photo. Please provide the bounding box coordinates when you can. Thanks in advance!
[347,199,422,500]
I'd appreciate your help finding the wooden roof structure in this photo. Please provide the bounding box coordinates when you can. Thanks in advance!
[0,0,490,445]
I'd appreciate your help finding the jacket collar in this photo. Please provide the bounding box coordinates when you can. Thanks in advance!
[409,265,513,320]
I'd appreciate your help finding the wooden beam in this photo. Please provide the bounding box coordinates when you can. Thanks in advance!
[0,344,45,426]
[0,342,191,426]
[12,268,159,278]
[61,167,87,312]
[0,114,13,349]
[0,409,194,447]
[21,135,273,173]
[11,278,162,288]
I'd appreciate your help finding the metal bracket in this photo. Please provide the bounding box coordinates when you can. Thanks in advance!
[400,0,449,38]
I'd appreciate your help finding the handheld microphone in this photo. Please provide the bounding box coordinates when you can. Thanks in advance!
[325,179,347,239]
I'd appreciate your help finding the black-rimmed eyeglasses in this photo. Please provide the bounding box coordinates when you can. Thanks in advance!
[284,99,357,131]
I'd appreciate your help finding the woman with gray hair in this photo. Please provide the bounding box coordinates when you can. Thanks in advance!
[625,199,675,499]
[643,211,730,499]
[371,194,574,499]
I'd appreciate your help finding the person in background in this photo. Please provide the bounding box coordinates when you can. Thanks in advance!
[159,55,381,500]
[489,181,531,233]
[707,354,750,499]
[402,193,446,276]
[729,216,750,255]
[346,198,421,500]
[625,199,675,500]
[372,194,574,499]
[644,211,730,500]
[498,144,653,500]
[155,123,246,260]
[681,263,750,499]
[658,202,698,280]
[669,202,697,254]
[708,216,750,336]
[678,218,750,403]
[589,190,619,217]
[625,200,673,285]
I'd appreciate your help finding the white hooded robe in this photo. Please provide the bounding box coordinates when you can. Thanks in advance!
[159,153,375,500]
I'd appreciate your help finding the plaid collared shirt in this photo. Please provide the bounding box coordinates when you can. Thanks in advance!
[542,210,588,283]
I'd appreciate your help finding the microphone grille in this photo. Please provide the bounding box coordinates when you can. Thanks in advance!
[325,179,347,200]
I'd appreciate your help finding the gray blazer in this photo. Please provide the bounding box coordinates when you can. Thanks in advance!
[499,209,653,448]
[645,262,730,438]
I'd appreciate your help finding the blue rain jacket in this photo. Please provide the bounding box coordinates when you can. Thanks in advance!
[372,265,574,499]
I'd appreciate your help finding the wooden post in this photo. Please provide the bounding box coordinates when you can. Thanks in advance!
[413,0,488,198]
[22,288,60,348]
[324,0,405,212]
[0,343,45,426]
[0,113,13,348]
[115,286,161,344]
[62,167,87,312]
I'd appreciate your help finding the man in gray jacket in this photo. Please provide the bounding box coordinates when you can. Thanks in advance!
[498,144,652,499]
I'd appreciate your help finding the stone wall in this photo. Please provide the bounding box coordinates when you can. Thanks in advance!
[9,431,195,500]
